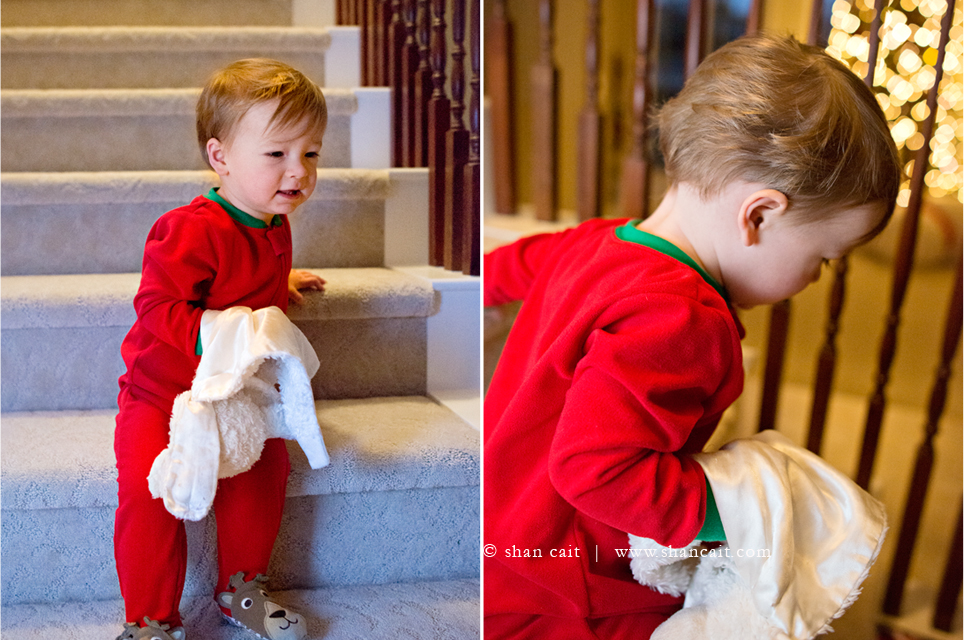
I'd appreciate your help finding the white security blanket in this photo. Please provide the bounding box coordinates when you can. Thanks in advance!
[629,430,887,640]
[148,306,330,521]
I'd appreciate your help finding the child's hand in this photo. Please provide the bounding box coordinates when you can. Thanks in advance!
[288,269,326,305]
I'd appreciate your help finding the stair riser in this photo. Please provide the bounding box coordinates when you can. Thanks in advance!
[1,0,294,28]
[0,318,427,412]
[1,113,352,172]
[1,198,385,275]
[1,486,479,605]
[1,50,330,91]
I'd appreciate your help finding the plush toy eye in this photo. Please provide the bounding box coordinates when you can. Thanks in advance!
[241,597,254,609]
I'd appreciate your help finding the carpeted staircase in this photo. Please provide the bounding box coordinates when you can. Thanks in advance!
[0,5,480,639]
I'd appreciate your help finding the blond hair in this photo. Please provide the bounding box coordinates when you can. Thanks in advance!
[656,34,900,227]
[196,58,328,167]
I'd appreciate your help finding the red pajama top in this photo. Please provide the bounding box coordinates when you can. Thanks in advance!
[118,189,292,410]
[483,218,744,620]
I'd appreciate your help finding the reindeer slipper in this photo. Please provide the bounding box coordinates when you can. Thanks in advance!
[217,572,307,640]
[116,617,186,640]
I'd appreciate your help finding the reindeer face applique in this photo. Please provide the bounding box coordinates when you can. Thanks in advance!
[217,572,307,640]
[116,617,185,640]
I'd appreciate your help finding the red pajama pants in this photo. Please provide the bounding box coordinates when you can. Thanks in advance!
[485,612,669,639]
[113,387,291,627]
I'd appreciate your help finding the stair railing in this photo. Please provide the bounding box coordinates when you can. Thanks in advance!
[337,0,480,276]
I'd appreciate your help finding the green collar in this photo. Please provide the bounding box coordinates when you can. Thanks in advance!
[205,188,282,229]
[615,220,728,301]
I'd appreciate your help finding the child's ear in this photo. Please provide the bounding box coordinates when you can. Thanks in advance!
[206,138,229,176]
[738,189,788,246]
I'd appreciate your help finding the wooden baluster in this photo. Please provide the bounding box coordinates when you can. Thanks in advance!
[380,0,393,86]
[401,0,420,167]
[414,0,432,167]
[531,0,557,221]
[463,0,480,275]
[882,250,962,616]
[337,0,344,25]
[577,0,601,221]
[806,258,847,453]
[685,0,705,79]
[445,0,469,270]
[745,0,763,35]
[856,0,955,489]
[619,0,654,221]
[807,0,824,47]
[362,0,372,85]
[757,299,791,432]
[487,0,516,213]
[389,0,406,166]
[805,0,885,454]
[427,0,450,266]
[933,503,963,631]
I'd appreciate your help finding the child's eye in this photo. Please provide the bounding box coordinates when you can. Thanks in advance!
[305,151,320,159]
[267,151,284,158]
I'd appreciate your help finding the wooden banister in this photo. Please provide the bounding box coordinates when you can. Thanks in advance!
[427,0,450,266]
[487,0,516,214]
[444,0,469,271]
[531,0,556,221]
[806,0,885,455]
[933,502,963,631]
[400,0,420,167]
[882,250,962,616]
[414,0,432,167]
[685,0,706,79]
[389,0,406,166]
[856,0,956,490]
[757,299,791,432]
[619,0,654,221]
[577,0,601,221]
[745,0,763,35]
[464,0,481,275]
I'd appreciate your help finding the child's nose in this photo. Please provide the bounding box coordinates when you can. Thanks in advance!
[288,158,310,178]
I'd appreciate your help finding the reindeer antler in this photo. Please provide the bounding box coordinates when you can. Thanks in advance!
[228,571,248,589]
[228,571,270,590]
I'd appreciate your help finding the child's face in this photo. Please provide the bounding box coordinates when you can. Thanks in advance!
[208,99,324,223]
[723,203,884,309]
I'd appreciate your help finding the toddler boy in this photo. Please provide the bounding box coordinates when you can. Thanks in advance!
[483,34,900,639]
[114,58,327,639]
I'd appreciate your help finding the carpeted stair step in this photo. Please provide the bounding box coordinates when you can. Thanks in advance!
[1,269,438,412]
[1,578,479,640]
[0,26,360,89]
[1,396,480,605]
[0,86,391,172]
[1,0,299,28]
[1,170,400,275]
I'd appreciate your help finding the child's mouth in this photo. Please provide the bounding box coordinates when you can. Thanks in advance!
[277,190,301,197]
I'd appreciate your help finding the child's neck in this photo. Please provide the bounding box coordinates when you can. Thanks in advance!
[638,184,723,284]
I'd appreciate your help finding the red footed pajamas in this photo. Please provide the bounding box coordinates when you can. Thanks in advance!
[483,219,744,639]
[114,191,294,627]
